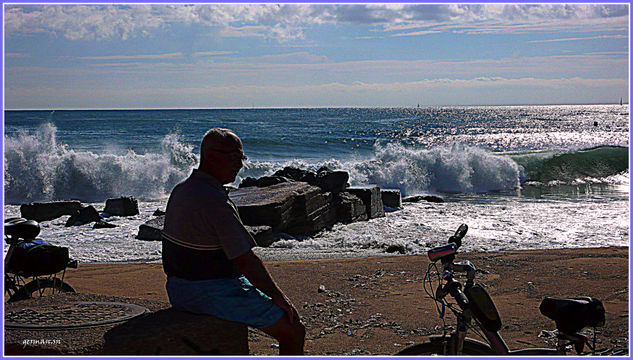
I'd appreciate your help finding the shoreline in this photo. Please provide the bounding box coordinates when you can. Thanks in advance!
[52,246,630,355]
[72,245,629,265]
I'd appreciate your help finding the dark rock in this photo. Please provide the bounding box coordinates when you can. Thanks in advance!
[230,182,304,229]
[381,189,402,209]
[93,220,117,229]
[385,244,406,254]
[231,182,336,236]
[315,168,349,193]
[284,191,337,235]
[239,177,259,188]
[272,166,349,193]
[20,201,83,222]
[402,195,444,203]
[65,206,102,227]
[335,192,367,224]
[347,186,385,219]
[239,176,289,188]
[153,209,166,216]
[244,225,275,247]
[273,167,317,183]
[104,197,139,216]
[137,216,165,241]
[103,308,248,355]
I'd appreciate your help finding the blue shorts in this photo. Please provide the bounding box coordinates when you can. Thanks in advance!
[166,275,285,329]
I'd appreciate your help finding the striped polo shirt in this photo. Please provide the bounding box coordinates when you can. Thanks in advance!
[162,169,256,280]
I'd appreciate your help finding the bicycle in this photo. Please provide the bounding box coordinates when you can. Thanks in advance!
[396,224,610,356]
[4,218,77,303]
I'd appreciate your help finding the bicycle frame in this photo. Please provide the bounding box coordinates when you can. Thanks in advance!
[422,224,597,356]
[4,233,77,301]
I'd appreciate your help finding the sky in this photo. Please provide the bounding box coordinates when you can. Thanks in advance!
[3,3,630,109]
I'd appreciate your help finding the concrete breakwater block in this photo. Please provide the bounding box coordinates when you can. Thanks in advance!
[229,182,308,229]
[244,225,275,247]
[137,216,274,247]
[381,189,402,209]
[104,197,139,217]
[347,185,385,219]
[65,206,102,227]
[231,182,337,236]
[137,216,165,241]
[402,195,444,203]
[103,308,248,355]
[336,192,367,223]
[20,201,83,222]
[284,190,337,235]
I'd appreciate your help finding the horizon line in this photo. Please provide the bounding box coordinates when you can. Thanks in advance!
[4,102,629,111]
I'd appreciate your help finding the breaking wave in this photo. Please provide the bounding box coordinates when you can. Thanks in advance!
[510,146,629,184]
[242,143,522,196]
[4,124,627,204]
[4,123,197,203]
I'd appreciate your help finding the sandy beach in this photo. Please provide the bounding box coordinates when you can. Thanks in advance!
[47,246,627,355]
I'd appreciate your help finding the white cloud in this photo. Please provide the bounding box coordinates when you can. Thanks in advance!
[76,50,234,61]
[4,4,629,42]
[79,52,184,60]
[528,34,629,43]
[7,75,626,108]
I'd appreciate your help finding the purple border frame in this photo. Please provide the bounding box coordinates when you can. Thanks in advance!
[0,2,630,360]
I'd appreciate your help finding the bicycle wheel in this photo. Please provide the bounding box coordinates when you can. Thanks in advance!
[10,277,75,302]
[396,338,495,355]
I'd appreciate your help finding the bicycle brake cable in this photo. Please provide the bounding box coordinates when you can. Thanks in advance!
[425,262,446,319]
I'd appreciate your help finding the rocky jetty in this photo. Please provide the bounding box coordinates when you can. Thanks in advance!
[137,167,402,247]
[233,167,398,244]
[16,167,405,249]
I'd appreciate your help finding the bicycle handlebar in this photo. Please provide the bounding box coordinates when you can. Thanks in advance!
[448,224,468,249]
[427,224,469,263]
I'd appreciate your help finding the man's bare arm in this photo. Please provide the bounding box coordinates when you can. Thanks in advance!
[234,250,300,322]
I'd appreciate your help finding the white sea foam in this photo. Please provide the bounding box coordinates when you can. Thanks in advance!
[4,123,197,203]
[345,143,521,195]
[242,143,522,196]
[4,188,628,263]
[5,123,526,202]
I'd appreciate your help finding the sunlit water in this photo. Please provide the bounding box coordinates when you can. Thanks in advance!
[3,105,629,262]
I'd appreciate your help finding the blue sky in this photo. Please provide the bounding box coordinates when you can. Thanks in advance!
[3,4,630,109]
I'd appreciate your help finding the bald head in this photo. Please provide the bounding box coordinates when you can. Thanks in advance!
[199,128,245,184]
[200,128,241,165]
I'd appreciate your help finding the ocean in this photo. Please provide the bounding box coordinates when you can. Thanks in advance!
[3,105,630,263]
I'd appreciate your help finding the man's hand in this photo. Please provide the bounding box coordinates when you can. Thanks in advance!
[272,293,302,324]
[235,250,303,324]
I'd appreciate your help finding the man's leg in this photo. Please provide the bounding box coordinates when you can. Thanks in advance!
[259,313,305,355]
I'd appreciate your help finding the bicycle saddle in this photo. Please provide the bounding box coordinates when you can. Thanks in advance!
[539,296,605,334]
[4,217,40,241]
